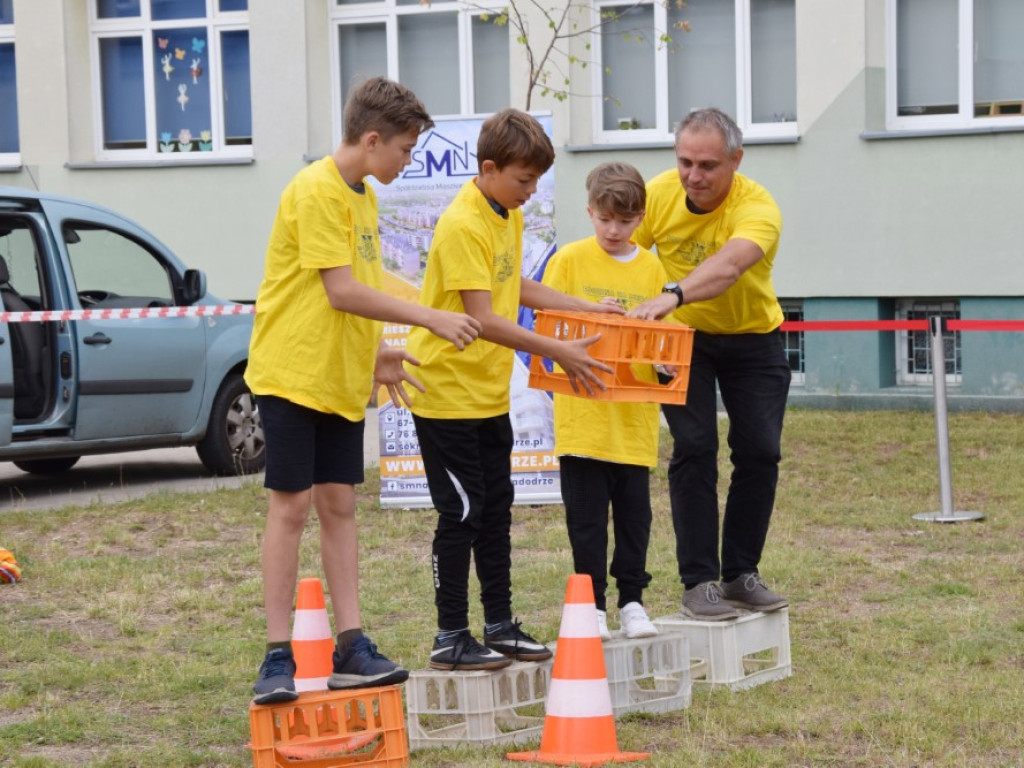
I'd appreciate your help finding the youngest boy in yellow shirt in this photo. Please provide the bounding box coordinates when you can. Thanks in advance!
[542,162,668,640]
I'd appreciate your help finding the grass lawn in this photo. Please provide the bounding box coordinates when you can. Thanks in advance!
[1,409,1022,767]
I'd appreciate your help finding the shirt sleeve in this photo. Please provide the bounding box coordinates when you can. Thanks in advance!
[295,190,353,270]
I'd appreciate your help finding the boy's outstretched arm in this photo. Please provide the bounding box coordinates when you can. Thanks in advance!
[519,278,625,315]
[320,266,481,349]
[461,289,612,396]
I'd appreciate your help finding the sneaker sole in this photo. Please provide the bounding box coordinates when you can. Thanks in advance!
[429,657,514,671]
[252,688,299,705]
[487,647,553,662]
[724,598,788,612]
[680,605,740,621]
[327,668,410,689]
[624,627,659,639]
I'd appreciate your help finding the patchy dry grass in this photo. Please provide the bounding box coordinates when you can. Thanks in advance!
[1,410,1022,767]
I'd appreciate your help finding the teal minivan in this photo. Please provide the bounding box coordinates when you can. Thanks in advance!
[0,187,263,476]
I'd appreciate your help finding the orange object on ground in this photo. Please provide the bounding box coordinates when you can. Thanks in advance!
[293,577,335,693]
[528,310,694,404]
[249,687,409,768]
[507,574,649,766]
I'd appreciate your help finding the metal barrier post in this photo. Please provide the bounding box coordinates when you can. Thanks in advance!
[912,316,984,523]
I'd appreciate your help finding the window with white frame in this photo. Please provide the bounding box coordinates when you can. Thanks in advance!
[0,0,18,162]
[593,0,796,144]
[330,0,510,141]
[779,299,804,385]
[895,299,962,386]
[887,0,1024,130]
[88,0,251,160]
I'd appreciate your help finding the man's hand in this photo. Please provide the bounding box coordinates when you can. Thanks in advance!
[373,345,425,408]
[427,309,482,350]
[552,334,614,396]
[627,292,678,321]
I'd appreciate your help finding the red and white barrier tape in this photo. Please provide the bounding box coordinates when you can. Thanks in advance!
[0,303,255,323]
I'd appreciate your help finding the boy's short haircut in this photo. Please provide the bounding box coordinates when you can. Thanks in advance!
[343,76,434,144]
[585,162,646,218]
[477,109,555,174]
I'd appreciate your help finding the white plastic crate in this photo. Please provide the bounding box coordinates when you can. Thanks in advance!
[405,660,552,750]
[653,608,792,691]
[603,632,692,715]
[549,632,691,716]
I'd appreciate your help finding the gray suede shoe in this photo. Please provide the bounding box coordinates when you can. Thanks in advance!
[682,581,740,621]
[722,573,788,612]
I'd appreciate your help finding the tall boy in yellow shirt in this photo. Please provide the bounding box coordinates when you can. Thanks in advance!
[406,109,622,670]
[542,162,667,640]
[247,77,480,704]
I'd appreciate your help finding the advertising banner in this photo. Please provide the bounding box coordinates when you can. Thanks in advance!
[373,115,561,508]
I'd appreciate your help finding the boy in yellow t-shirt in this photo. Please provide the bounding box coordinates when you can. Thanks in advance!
[246,77,481,704]
[406,109,622,671]
[542,162,667,640]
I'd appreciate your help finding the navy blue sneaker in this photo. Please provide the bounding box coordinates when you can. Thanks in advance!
[252,647,298,705]
[327,635,409,689]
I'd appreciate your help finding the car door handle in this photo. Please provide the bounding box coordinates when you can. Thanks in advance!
[83,333,112,346]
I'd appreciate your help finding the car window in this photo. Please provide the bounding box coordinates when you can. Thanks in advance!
[64,224,174,306]
[0,220,45,307]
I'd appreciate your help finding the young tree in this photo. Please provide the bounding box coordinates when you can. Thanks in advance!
[472,0,691,111]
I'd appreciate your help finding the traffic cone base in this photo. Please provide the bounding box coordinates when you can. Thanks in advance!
[507,574,650,766]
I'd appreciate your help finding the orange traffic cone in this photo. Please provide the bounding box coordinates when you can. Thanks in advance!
[292,577,334,692]
[507,574,649,766]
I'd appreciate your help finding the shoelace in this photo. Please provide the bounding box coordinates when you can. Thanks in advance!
[352,637,387,660]
[703,582,726,603]
[742,573,768,591]
[450,631,488,670]
[261,651,293,677]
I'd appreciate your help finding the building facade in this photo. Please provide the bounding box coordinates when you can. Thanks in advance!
[2,0,1022,409]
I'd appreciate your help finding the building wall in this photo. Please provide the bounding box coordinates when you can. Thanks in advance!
[2,0,1021,408]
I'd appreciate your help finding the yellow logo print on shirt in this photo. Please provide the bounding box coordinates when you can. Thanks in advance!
[494,247,515,282]
[357,231,378,264]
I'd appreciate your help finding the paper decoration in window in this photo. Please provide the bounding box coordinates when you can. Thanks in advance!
[161,54,174,80]
[190,58,203,83]
[177,83,189,111]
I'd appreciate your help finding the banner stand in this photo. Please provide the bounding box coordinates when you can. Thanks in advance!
[912,316,984,523]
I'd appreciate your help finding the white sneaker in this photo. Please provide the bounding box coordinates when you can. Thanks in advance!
[619,602,658,639]
[595,609,612,641]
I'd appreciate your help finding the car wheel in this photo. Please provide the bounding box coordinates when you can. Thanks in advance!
[196,373,265,476]
[13,456,81,475]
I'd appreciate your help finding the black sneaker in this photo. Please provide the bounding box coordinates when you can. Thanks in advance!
[327,635,409,689]
[252,647,299,705]
[484,619,553,662]
[429,629,513,671]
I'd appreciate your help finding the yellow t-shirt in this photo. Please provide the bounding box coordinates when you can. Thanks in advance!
[245,156,383,421]
[633,170,783,334]
[542,237,667,467]
[406,179,523,419]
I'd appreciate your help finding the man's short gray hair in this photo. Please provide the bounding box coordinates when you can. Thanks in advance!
[675,108,743,154]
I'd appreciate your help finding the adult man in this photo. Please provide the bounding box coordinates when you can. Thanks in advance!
[629,107,791,620]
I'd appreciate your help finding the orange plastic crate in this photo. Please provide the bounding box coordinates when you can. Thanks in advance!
[249,687,409,768]
[529,310,693,404]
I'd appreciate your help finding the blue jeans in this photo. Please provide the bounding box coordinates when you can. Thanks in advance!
[661,329,791,586]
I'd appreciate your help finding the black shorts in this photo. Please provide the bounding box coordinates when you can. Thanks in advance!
[257,395,365,492]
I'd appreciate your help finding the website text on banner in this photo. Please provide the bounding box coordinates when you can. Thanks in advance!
[372,115,561,509]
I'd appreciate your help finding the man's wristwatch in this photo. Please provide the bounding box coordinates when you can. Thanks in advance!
[662,282,684,308]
